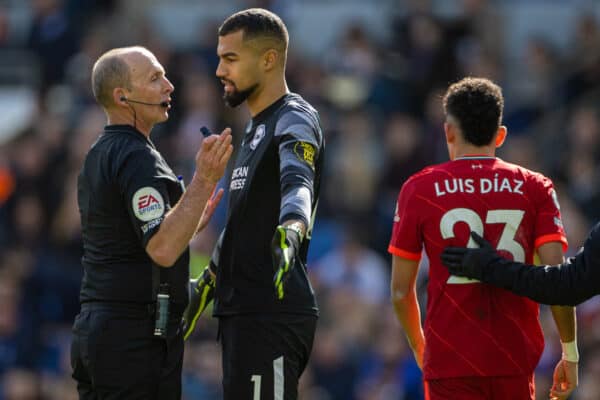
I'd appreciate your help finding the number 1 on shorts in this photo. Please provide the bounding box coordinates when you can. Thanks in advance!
[250,356,284,400]
[251,375,261,400]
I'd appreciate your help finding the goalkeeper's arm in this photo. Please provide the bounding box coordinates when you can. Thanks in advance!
[271,130,317,300]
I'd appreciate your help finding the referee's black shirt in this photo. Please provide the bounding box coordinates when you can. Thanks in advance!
[214,93,324,316]
[77,125,189,316]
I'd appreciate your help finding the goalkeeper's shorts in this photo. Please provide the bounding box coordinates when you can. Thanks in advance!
[219,313,317,400]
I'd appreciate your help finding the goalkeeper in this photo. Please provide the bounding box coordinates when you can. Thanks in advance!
[441,221,600,306]
[182,9,325,400]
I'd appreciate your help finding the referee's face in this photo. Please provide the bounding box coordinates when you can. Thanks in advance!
[124,50,174,125]
[216,30,261,107]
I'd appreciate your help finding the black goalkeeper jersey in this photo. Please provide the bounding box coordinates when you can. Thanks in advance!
[214,93,324,316]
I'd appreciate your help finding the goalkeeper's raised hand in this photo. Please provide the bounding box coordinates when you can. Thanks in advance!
[182,263,215,340]
[272,223,303,300]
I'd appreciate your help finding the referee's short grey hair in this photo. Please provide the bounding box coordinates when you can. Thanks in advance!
[91,46,151,108]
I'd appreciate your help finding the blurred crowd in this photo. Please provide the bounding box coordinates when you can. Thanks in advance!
[1,0,600,399]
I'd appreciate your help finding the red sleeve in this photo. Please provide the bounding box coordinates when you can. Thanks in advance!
[388,178,423,261]
[533,175,568,252]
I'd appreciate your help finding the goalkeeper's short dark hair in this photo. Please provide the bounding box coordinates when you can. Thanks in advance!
[443,77,504,147]
[219,8,288,57]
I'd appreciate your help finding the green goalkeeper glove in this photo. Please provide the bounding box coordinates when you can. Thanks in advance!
[182,263,215,340]
[272,224,302,300]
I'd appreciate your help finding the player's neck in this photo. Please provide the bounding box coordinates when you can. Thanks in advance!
[452,144,495,160]
[247,76,289,117]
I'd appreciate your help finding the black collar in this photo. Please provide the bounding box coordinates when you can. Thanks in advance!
[252,93,292,123]
[104,124,153,146]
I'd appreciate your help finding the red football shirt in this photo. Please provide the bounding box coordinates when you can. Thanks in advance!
[389,156,567,380]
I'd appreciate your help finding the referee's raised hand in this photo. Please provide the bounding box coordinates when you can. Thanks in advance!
[195,127,233,184]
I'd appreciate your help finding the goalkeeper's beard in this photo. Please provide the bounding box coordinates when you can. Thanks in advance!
[223,82,258,108]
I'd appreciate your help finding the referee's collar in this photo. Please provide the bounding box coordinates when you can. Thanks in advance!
[104,124,152,145]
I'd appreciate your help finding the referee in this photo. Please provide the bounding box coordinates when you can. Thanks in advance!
[71,46,232,399]
[183,9,325,400]
[441,221,600,306]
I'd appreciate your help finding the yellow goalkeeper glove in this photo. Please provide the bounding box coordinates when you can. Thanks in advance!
[182,264,215,340]
[272,224,302,300]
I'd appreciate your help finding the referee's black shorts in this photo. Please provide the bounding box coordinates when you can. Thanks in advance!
[70,303,183,400]
[219,313,317,400]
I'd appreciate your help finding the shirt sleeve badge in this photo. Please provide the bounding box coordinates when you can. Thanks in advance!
[132,187,165,221]
[294,141,315,169]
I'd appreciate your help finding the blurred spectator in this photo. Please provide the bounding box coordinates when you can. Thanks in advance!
[379,113,427,200]
[0,276,39,377]
[390,12,460,114]
[355,309,423,400]
[182,341,222,400]
[173,70,222,177]
[325,110,382,222]
[310,325,359,400]
[565,14,600,103]
[314,226,389,305]
[326,24,379,79]
[63,23,109,106]
[26,0,78,88]
[43,376,77,400]
[0,8,9,46]
[1,368,42,400]
[559,106,600,221]
[456,0,504,60]
[577,346,600,399]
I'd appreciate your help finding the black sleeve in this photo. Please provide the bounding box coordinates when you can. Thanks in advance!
[118,149,171,248]
[274,109,321,227]
[481,221,600,306]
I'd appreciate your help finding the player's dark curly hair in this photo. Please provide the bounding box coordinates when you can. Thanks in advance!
[443,77,504,147]
[219,8,288,54]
